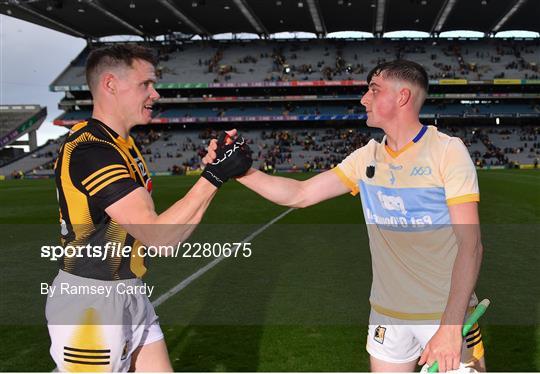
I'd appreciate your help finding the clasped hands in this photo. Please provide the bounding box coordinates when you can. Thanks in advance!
[201,129,253,188]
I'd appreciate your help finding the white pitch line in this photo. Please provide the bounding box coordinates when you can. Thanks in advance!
[152,207,295,308]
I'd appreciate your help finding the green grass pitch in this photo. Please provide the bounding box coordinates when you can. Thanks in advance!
[0,169,538,371]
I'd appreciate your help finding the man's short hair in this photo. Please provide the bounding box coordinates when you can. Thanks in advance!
[367,59,429,95]
[85,44,157,92]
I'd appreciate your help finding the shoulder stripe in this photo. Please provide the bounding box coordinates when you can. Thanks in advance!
[88,174,131,196]
[84,169,130,191]
[82,164,128,185]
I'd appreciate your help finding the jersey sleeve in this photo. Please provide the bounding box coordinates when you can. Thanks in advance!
[332,145,368,196]
[441,137,480,206]
[70,142,140,210]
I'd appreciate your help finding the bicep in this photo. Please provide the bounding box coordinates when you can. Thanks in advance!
[301,169,352,206]
[105,187,157,225]
[448,202,481,248]
[448,202,479,225]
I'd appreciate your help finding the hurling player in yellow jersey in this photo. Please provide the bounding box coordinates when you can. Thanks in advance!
[48,44,251,372]
[217,60,486,372]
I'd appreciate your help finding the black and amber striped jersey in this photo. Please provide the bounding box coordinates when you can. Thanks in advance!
[54,118,153,280]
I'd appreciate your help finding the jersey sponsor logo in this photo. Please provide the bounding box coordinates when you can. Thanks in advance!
[374,325,386,344]
[359,182,451,231]
[377,191,407,215]
[410,166,432,176]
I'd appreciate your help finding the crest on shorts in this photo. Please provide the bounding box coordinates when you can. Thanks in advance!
[374,325,386,344]
[121,341,129,361]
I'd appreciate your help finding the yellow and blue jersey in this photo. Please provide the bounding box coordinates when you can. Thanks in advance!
[334,125,479,319]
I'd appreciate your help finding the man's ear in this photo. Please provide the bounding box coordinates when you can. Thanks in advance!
[398,87,412,107]
[102,73,116,94]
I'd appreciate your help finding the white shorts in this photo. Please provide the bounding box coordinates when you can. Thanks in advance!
[366,308,484,364]
[46,270,164,372]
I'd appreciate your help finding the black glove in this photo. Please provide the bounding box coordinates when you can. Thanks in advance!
[202,132,252,188]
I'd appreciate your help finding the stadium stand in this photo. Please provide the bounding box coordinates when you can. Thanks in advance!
[137,125,540,174]
[6,121,536,178]
[151,103,539,120]
[2,0,539,179]
[0,137,63,178]
[0,105,47,150]
[49,39,540,88]
[0,105,48,176]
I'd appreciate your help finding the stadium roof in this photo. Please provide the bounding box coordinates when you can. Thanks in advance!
[1,0,538,39]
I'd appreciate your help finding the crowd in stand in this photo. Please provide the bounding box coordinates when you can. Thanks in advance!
[6,124,539,178]
[254,126,539,171]
[173,104,363,118]
[262,45,370,82]
[456,126,540,167]
[160,129,222,175]
[178,40,540,83]
[133,129,161,152]
[256,128,374,172]
[142,132,207,174]
[157,125,540,173]
[75,40,539,86]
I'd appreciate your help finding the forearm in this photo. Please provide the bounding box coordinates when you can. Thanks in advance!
[442,232,483,326]
[115,179,217,251]
[237,168,308,207]
[157,177,216,226]
[155,178,217,248]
